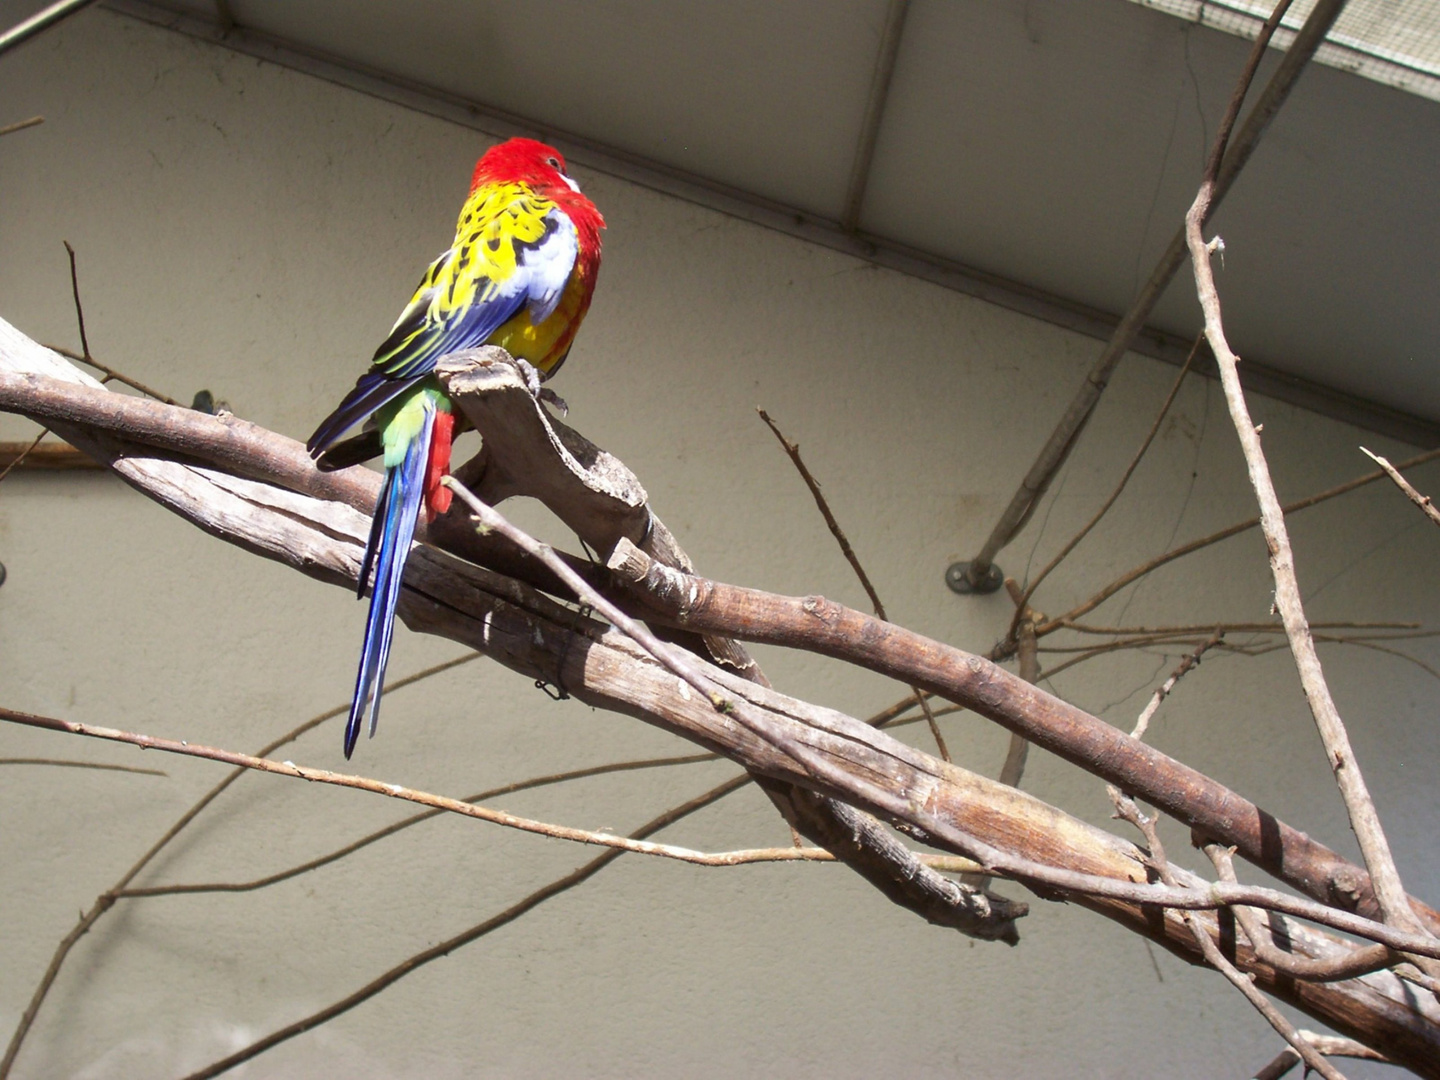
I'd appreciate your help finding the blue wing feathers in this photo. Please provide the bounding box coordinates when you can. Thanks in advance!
[343,407,434,758]
[356,470,391,599]
[308,370,416,456]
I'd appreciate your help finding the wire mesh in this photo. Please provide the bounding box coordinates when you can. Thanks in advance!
[1131,0,1440,100]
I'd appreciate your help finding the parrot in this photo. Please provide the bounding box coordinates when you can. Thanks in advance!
[306,137,605,758]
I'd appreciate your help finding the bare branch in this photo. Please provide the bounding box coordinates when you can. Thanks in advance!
[47,344,180,405]
[6,335,1431,937]
[177,773,753,1080]
[0,116,43,137]
[62,241,91,361]
[1132,629,1223,740]
[4,324,1439,1069]
[758,407,887,616]
[1028,442,1440,642]
[1017,334,1201,614]
[610,538,1439,931]
[1361,446,1440,528]
[0,757,165,777]
[1253,1032,1387,1080]
[1186,112,1432,946]
[1112,793,1346,1080]
[758,406,950,760]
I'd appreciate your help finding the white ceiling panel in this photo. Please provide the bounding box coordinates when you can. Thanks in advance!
[163,0,890,219]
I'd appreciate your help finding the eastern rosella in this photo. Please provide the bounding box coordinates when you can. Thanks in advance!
[307,137,605,758]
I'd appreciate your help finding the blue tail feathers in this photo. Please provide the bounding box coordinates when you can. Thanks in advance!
[344,407,435,758]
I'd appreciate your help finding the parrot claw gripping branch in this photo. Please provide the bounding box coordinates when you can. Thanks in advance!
[307,137,605,758]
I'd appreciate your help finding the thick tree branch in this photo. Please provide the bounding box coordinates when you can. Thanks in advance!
[0,323,1023,946]
[3,323,1439,1071]
[607,539,1439,933]
[3,323,1435,932]
[3,329,1435,936]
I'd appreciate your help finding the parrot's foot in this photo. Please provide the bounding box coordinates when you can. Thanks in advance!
[514,357,568,416]
[515,357,545,398]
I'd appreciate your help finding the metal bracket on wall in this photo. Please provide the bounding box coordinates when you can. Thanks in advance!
[945,560,1002,595]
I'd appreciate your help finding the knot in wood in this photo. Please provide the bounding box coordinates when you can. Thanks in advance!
[800,595,841,626]
[1329,865,1364,905]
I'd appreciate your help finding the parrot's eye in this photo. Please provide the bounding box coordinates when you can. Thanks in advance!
[546,156,562,171]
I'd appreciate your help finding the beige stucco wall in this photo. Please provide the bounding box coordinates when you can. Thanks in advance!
[1,8,1435,1078]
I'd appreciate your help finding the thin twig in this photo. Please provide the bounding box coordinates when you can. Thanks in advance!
[62,242,90,361]
[1361,447,1440,527]
[1111,792,1346,1080]
[0,653,479,1078]
[758,408,886,614]
[0,116,43,137]
[1252,1032,1387,1080]
[0,429,50,483]
[1318,636,1440,683]
[0,245,94,485]
[1039,632,1228,654]
[0,757,166,777]
[1027,444,1440,643]
[757,407,951,760]
[1204,843,1393,982]
[46,345,179,405]
[1064,619,1419,636]
[2,707,827,866]
[1186,95,1431,945]
[1038,638,1223,684]
[177,773,754,1080]
[121,706,983,901]
[113,753,724,897]
[1132,629,1223,740]
[1018,334,1202,616]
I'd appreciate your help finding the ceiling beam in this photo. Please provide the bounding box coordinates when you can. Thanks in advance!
[840,0,911,232]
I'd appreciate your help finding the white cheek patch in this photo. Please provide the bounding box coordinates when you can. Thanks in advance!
[521,209,579,324]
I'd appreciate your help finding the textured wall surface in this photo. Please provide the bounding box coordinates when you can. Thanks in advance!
[1,7,1436,1078]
